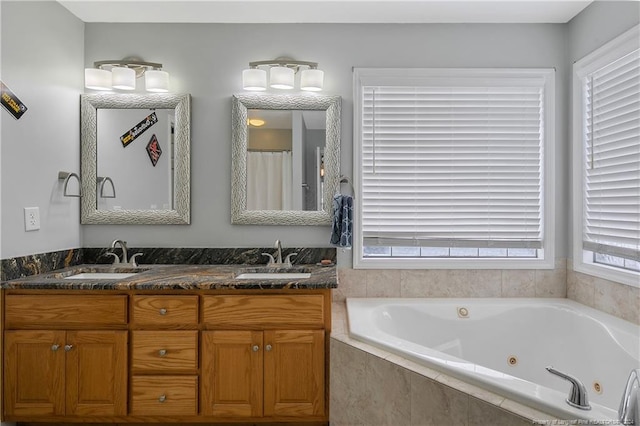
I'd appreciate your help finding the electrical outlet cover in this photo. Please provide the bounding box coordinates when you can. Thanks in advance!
[24,207,40,231]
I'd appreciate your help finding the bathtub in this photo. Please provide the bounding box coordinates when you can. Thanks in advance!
[347,298,640,422]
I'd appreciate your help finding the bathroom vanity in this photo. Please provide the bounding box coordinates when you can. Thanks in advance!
[1,264,335,425]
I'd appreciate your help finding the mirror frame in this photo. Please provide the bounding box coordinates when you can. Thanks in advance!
[231,93,341,225]
[80,93,191,224]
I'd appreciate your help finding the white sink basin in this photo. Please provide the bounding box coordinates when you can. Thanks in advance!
[65,272,138,280]
[235,272,311,280]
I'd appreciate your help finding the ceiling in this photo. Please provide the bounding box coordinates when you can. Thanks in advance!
[57,0,593,24]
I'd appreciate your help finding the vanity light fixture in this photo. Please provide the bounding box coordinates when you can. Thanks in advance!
[84,58,170,92]
[242,58,324,92]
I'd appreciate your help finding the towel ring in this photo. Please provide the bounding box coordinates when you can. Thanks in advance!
[58,171,82,197]
[339,175,355,197]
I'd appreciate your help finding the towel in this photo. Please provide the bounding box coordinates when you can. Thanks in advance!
[330,194,353,248]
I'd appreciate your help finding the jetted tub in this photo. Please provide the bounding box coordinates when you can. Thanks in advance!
[347,298,640,421]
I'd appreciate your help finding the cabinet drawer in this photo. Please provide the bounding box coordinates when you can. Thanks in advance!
[132,295,198,326]
[5,295,127,327]
[132,331,198,373]
[131,375,198,416]
[202,295,324,328]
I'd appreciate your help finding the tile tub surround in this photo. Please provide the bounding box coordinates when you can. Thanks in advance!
[333,259,568,302]
[330,302,560,426]
[1,247,336,282]
[567,264,640,325]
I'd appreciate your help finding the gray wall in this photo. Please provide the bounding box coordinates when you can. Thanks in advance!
[2,1,635,259]
[82,22,570,253]
[0,1,84,259]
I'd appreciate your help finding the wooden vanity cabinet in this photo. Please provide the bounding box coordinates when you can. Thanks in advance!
[3,295,128,418]
[2,289,331,424]
[201,295,327,420]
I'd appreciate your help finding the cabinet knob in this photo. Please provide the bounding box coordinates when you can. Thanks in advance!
[252,345,260,352]
[159,308,168,315]
[158,395,166,403]
[64,344,74,352]
[51,344,60,352]
[266,344,273,352]
[158,349,167,357]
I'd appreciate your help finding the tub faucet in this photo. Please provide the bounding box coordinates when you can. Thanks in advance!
[546,366,591,410]
[619,369,640,425]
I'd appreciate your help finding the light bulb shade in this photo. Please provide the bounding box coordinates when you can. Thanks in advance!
[111,66,136,90]
[243,68,267,91]
[300,69,324,91]
[85,68,112,91]
[270,66,294,89]
[145,70,170,92]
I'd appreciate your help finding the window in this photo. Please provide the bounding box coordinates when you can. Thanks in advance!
[353,68,555,269]
[573,25,640,287]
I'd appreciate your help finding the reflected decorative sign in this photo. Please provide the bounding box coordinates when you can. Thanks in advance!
[120,112,158,147]
[146,134,162,167]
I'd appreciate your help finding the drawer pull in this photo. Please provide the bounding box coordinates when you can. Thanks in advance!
[64,344,74,352]
[51,344,60,352]
[252,345,260,352]
[159,308,168,315]
[158,394,166,403]
[158,349,167,357]
[266,344,273,352]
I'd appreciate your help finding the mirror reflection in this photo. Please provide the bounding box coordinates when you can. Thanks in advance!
[246,109,326,211]
[231,93,341,226]
[96,108,176,211]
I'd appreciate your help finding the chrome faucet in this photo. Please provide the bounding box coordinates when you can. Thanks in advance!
[109,239,143,267]
[262,239,297,268]
[619,369,640,425]
[546,366,591,410]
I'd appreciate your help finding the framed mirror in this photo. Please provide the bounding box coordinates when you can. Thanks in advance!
[80,93,191,224]
[231,94,341,225]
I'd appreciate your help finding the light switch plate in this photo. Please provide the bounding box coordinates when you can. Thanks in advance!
[24,207,40,231]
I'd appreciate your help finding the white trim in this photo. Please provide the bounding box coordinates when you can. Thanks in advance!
[571,24,640,288]
[353,67,556,270]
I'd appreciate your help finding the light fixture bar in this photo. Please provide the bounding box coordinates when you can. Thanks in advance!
[94,60,163,69]
[248,59,318,69]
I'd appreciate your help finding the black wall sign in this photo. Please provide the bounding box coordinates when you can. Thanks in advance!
[146,134,163,167]
[120,112,158,147]
[1,81,28,120]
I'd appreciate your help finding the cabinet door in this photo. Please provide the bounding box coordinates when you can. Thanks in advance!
[264,330,324,417]
[65,330,127,416]
[4,330,66,416]
[201,330,263,417]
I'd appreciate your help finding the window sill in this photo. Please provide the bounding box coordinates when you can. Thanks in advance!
[572,257,640,289]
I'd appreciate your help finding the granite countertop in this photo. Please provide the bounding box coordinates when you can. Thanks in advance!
[1,263,337,290]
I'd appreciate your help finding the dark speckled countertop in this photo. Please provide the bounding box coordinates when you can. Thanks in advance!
[1,264,337,290]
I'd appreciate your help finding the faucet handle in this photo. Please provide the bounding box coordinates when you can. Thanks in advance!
[284,253,298,267]
[261,253,276,266]
[105,252,120,264]
[546,366,591,410]
[130,253,143,267]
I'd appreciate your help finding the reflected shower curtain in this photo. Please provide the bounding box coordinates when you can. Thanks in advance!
[247,151,293,210]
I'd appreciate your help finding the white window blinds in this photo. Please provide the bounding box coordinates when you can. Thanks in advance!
[583,48,640,260]
[361,82,546,249]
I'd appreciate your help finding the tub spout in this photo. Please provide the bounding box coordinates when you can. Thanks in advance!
[546,366,591,410]
[619,369,640,425]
